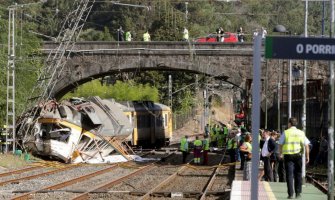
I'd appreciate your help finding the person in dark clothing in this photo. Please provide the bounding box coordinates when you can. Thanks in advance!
[215,27,224,42]
[271,131,280,182]
[117,26,124,41]
[238,132,247,170]
[227,130,237,163]
[180,135,189,164]
[237,26,244,42]
[260,129,276,182]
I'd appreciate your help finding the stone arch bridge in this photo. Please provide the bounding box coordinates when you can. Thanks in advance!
[42,41,255,98]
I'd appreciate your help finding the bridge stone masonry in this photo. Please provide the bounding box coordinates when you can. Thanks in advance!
[42,41,329,99]
[42,41,255,98]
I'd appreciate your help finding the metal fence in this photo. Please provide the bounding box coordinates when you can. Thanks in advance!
[172,108,198,131]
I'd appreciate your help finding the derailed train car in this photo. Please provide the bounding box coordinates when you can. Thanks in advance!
[20,96,133,163]
[117,101,172,147]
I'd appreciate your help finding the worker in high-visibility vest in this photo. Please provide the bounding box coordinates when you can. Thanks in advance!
[223,125,228,144]
[180,135,189,164]
[193,136,202,164]
[182,27,189,41]
[143,30,151,42]
[227,130,237,163]
[125,31,132,41]
[279,117,309,199]
[202,135,210,165]
[217,127,225,148]
[210,125,218,147]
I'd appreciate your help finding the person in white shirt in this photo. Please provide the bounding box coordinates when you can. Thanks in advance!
[261,27,267,39]
[261,130,276,182]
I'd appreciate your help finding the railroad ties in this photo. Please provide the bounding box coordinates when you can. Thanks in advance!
[0,149,234,199]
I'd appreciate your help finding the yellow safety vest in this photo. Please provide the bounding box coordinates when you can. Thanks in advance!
[227,138,233,149]
[223,127,228,136]
[125,31,131,41]
[282,127,304,155]
[194,139,202,149]
[183,29,189,40]
[180,137,188,151]
[143,32,150,41]
[227,138,237,149]
[202,138,210,150]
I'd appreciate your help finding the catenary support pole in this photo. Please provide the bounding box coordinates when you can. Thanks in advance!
[250,33,262,200]
[265,60,268,129]
[288,60,292,118]
[328,1,334,199]
[277,80,280,130]
[168,75,172,109]
[302,0,308,185]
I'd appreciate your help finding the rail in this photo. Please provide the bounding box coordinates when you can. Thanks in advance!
[71,152,176,200]
[11,165,118,200]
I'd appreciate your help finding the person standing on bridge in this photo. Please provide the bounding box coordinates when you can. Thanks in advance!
[279,117,310,199]
[143,30,151,42]
[237,26,244,42]
[180,135,189,164]
[125,30,132,41]
[117,26,124,41]
[182,27,189,41]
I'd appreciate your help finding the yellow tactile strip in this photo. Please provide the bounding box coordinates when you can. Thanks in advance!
[263,181,277,200]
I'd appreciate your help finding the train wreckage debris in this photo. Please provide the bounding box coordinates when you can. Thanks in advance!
[19,96,134,164]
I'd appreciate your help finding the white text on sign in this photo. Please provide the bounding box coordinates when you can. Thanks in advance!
[296,44,335,55]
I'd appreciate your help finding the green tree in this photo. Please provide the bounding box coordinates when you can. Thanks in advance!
[63,80,159,102]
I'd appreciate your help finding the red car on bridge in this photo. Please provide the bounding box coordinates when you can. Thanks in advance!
[195,32,238,43]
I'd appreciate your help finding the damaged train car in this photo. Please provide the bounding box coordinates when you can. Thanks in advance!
[20,96,133,163]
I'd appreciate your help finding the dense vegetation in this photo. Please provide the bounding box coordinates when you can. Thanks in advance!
[0,0,331,126]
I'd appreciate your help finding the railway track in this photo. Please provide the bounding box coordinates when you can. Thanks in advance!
[139,153,231,200]
[0,150,232,200]
[306,172,330,194]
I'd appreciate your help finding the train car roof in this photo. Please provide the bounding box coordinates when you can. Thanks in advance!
[106,99,170,112]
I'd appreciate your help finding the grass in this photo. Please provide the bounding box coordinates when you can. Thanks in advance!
[0,153,34,169]
[307,164,328,174]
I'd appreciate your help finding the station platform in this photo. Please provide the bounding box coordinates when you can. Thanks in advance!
[231,163,327,200]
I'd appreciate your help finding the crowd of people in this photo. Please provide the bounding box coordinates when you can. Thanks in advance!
[179,117,328,199]
[116,26,151,42]
[115,25,268,42]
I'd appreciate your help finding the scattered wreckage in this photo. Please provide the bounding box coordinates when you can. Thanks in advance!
[19,96,134,163]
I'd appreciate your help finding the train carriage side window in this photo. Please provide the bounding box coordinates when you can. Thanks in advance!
[156,114,163,127]
[164,114,168,127]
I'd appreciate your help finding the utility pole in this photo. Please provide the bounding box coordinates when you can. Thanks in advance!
[195,74,199,132]
[265,60,268,129]
[5,7,16,153]
[288,60,292,118]
[185,2,188,24]
[302,0,308,185]
[5,1,49,153]
[328,0,334,199]
[204,85,209,126]
[277,80,281,131]
[168,75,172,109]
